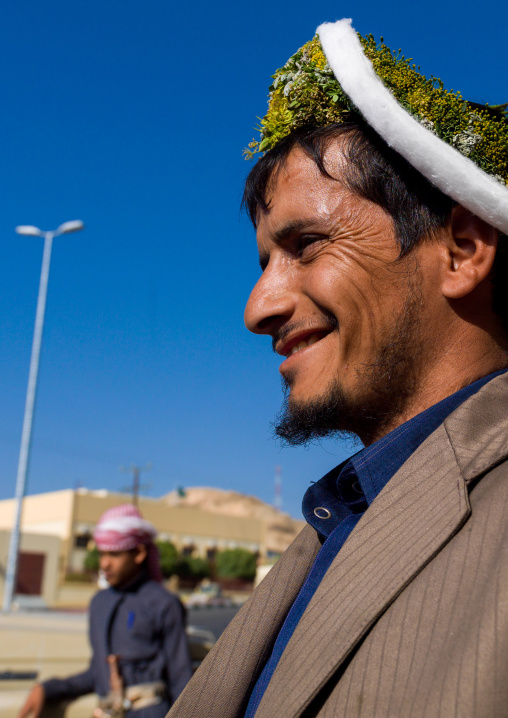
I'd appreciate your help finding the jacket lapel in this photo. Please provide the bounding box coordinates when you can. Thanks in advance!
[167,524,321,718]
[257,372,508,718]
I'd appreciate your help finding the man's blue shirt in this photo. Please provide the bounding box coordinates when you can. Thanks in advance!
[244,369,507,717]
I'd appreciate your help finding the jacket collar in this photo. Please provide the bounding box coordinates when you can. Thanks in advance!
[304,369,507,539]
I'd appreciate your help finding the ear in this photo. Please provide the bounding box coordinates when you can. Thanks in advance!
[440,205,498,299]
[134,544,148,565]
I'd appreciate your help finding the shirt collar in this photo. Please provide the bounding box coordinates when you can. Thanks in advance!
[303,368,508,538]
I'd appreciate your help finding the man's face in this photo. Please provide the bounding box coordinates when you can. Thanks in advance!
[99,546,145,588]
[244,143,439,445]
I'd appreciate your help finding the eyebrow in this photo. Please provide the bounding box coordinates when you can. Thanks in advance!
[258,219,326,270]
[272,219,319,243]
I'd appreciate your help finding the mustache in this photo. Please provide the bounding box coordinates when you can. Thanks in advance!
[271,314,338,353]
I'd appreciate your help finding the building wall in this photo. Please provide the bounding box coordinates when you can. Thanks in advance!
[0,531,60,606]
[0,489,266,583]
[0,491,74,539]
[70,490,264,567]
[0,491,74,582]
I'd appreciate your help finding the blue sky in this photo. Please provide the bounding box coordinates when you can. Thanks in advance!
[0,0,506,519]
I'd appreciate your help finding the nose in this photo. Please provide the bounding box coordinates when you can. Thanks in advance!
[244,257,298,336]
[99,553,110,572]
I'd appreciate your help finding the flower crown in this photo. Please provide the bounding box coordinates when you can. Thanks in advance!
[245,34,508,188]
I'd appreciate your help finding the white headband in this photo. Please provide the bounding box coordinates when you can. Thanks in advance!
[317,19,508,235]
[95,516,157,538]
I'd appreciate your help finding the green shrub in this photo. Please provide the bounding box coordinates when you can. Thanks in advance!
[175,556,210,580]
[157,541,179,578]
[215,548,257,581]
[83,546,100,572]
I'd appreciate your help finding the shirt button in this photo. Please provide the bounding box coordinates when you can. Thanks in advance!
[314,507,331,519]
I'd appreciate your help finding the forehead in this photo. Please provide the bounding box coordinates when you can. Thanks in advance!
[257,142,365,238]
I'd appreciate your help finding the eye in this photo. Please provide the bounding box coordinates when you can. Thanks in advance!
[296,235,327,259]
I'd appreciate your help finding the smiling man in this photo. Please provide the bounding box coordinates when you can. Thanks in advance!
[168,20,508,718]
[244,136,492,447]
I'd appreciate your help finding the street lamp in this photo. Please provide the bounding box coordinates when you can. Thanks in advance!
[2,220,85,612]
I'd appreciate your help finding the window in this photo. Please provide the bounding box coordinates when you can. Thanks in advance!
[74,534,90,549]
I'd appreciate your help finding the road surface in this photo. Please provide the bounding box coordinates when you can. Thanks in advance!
[188,605,240,639]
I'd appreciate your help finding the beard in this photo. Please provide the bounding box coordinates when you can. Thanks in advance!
[273,272,426,447]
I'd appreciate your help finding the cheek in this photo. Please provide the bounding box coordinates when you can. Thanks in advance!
[120,560,132,575]
[306,255,407,357]
[307,256,383,324]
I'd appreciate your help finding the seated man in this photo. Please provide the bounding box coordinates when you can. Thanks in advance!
[168,18,508,718]
[19,504,192,718]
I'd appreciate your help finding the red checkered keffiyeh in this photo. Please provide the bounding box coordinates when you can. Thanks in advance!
[93,504,163,582]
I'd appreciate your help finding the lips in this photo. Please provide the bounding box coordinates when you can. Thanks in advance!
[277,329,331,358]
[287,332,323,355]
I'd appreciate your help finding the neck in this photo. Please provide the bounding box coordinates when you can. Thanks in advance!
[116,566,145,591]
[364,340,508,446]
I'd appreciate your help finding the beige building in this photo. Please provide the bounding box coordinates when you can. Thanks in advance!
[0,530,60,607]
[0,487,304,606]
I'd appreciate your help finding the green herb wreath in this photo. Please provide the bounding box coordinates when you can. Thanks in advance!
[245,35,507,185]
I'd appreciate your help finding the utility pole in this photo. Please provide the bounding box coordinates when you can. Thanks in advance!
[120,464,151,506]
[274,465,282,510]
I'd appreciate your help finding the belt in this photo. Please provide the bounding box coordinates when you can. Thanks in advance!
[93,682,166,718]
[125,682,166,710]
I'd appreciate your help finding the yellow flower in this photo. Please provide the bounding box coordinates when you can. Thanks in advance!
[244,33,508,185]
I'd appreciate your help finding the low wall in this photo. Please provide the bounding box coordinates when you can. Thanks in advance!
[55,582,96,609]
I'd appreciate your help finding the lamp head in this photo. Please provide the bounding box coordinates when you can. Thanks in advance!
[15,225,43,237]
[56,220,85,235]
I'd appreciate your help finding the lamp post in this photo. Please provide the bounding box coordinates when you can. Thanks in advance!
[2,220,84,612]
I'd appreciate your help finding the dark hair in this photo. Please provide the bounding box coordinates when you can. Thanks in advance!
[242,119,508,327]
[243,118,455,255]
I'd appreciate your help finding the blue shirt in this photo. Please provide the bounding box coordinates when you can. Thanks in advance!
[244,369,507,717]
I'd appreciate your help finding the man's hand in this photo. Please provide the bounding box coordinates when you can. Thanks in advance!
[18,684,45,718]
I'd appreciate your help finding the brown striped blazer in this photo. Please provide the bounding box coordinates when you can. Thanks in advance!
[168,372,508,717]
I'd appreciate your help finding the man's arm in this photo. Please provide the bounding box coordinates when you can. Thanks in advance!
[161,595,193,702]
[41,666,96,701]
[18,667,95,718]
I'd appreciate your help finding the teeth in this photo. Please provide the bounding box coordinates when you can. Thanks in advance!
[288,333,321,356]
